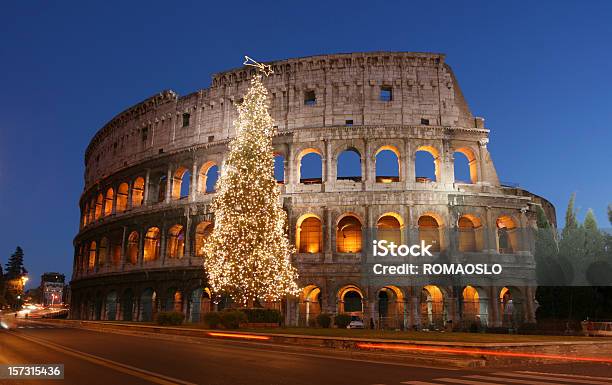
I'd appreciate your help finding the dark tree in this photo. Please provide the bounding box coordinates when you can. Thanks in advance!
[5,246,27,280]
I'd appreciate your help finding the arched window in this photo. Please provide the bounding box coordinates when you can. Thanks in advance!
[167,224,185,258]
[95,194,103,220]
[421,285,444,328]
[418,215,440,252]
[415,146,439,182]
[194,222,213,257]
[337,148,361,182]
[377,214,402,245]
[127,231,139,264]
[337,215,362,253]
[143,227,160,262]
[274,155,285,183]
[112,244,121,266]
[298,149,322,184]
[157,175,167,203]
[88,241,97,271]
[462,285,480,322]
[297,216,322,253]
[172,167,190,200]
[343,290,363,313]
[89,198,96,223]
[454,148,478,184]
[496,216,518,254]
[116,183,128,213]
[132,177,145,207]
[104,188,114,216]
[198,162,219,193]
[98,238,109,266]
[458,215,480,252]
[375,146,400,183]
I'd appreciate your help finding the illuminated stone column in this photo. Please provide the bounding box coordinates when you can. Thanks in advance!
[189,160,198,202]
[164,165,172,203]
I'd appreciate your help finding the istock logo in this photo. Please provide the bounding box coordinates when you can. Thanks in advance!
[372,240,433,257]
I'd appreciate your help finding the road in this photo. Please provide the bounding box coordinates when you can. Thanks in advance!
[1,320,611,385]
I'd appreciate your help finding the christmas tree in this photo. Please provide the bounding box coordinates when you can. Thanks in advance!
[203,58,299,306]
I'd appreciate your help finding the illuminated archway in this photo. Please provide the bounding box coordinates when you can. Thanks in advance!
[98,237,109,266]
[336,215,362,253]
[194,221,213,257]
[88,241,97,271]
[415,145,440,182]
[454,147,478,184]
[143,227,160,262]
[377,213,402,245]
[95,193,103,220]
[298,148,323,184]
[377,286,405,329]
[338,285,364,314]
[375,145,400,183]
[496,215,518,254]
[132,177,145,207]
[296,214,322,253]
[458,215,482,252]
[104,188,114,216]
[300,285,322,326]
[336,148,362,182]
[198,161,219,193]
[116,183,128,213]
[420,285,444,329]
[166,224,185,258]
[127,231,139,264]
[418,215,441,252]
[172,166,190,200]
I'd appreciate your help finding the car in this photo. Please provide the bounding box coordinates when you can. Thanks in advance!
[347,315,365,329]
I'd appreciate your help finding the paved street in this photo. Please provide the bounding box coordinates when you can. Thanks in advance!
[1,321,611,385]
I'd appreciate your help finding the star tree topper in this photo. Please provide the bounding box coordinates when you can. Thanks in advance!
[243,56,274,76]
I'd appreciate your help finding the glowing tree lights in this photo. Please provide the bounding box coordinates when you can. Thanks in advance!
[203,58,299,306]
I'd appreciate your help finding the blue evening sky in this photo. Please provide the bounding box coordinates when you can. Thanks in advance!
[1,1,610,287]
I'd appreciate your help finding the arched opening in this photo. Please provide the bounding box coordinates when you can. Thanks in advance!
[296,215,322,253]
[375,146,400,183]
[132,177,145,207]
[458,215,483,252]
[121,289,134,321]
[116,183,128,213]
[418,215,441,252]
[462,286,480,325]
[337,148,362,182]
[420,285,444,329]
[194,221,213,257]
[339,286,363,315]
[300,285,322,327]
[336,215,362,253]
[415,146,439,182]
[104,188,114,216]
[274,154,285,183]
[88,241,97,271]
[454,148,478,184]
[378,286,405,329]
[143,227,160,262]
[98,238,108,266]
[165,289,183,313]
[95,194,103,220]
[189,288,211,323]
[139,288,156,322]
[499,287,524,327]
[166,224,185,258]
[198,162,219,193]
[105,291,117,321]
[127,231,139,264]
[298,149,323,184]
[157,175,167,203]
[377,214,402,245]
[496,215,518,254]
[172,166,190,200]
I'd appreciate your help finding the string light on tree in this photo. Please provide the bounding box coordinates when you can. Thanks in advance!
[203,57,300,306]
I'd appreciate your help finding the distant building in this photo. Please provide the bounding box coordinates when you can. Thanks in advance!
[41,273,65,306]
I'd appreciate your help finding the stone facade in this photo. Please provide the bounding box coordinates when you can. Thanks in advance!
[71,52,555,329]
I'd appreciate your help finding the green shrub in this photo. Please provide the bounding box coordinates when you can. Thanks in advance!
[316,313,332,328]
[334,313,352,328]
[220,310,247,329]
[156,311,185,326]
[240,308,282,323]
[203,312,222,329]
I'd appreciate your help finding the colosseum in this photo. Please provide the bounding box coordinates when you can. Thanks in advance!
[71,51,556,330]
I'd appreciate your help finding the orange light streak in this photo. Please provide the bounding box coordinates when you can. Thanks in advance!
[356,343,612,364]
[207,332,271,341]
